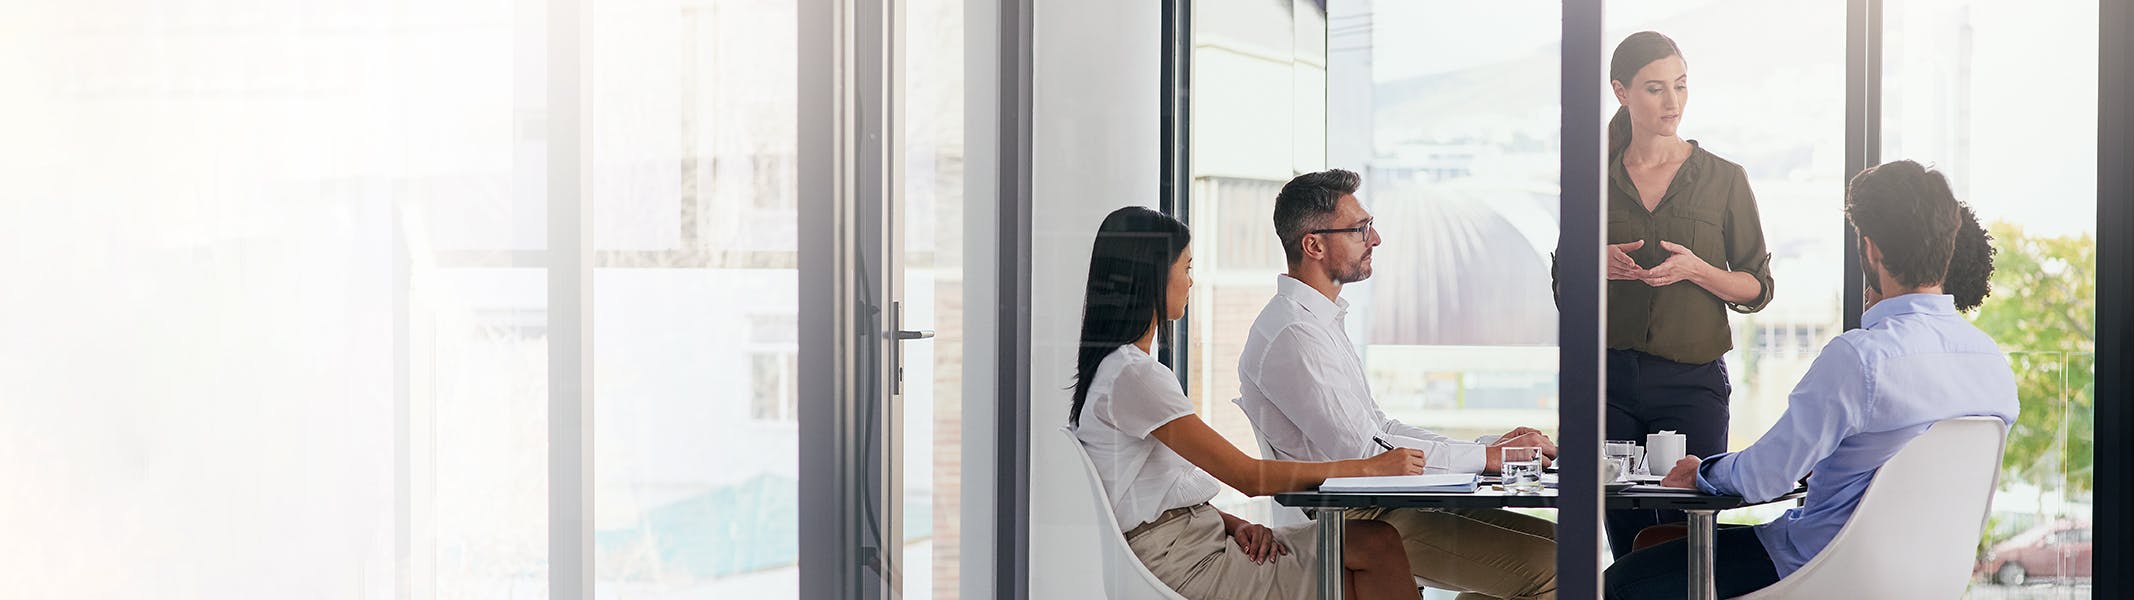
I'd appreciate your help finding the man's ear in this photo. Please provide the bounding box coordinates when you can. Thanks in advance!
[1299,233,1324,262]
[1860,236,1882,268]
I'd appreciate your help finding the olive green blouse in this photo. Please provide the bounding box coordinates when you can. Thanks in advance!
[1557,141,1775,365]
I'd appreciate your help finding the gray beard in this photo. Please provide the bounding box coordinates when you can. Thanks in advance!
[1333,260,1371,284]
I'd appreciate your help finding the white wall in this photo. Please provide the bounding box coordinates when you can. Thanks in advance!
[1027,0,1160,597]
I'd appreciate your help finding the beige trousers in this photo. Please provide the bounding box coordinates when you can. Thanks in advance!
[1125,504,1326,600]
[1347,507,1559,600]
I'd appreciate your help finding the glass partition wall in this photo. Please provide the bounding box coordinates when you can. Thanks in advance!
[1170,0,2114,597]
[1182,0,1330,522]
[0,0,990,598]
[1182,2,1570,599]
[0,2,555,595]
[1331,0,1566,475]
[1885,1,2099,594]
[1,0,2124,598]
[1601,0,1851,543]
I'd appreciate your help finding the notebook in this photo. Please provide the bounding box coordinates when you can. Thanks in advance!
[1318,474,1480,493]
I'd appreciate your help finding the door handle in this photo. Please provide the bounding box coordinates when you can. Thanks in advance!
[890,301,931,395]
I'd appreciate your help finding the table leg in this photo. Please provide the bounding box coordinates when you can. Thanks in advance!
[1316,508,1344,600]
[1686,509,1717,600]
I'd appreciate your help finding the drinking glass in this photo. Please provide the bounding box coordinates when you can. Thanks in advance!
[1605,440,1644,479]
[1502,447,1544,495]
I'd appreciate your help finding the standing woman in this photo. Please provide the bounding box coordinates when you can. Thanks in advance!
[1594,31,1776,557]
[1069,206,1423,600]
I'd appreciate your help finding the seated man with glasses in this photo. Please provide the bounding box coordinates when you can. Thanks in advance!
[1235,169,1561,600]
[1603,161,2020,599]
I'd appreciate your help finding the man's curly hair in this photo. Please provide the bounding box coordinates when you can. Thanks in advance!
[1945,200,1995,313]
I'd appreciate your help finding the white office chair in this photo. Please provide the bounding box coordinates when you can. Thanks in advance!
[1733,416,2009,599]
[1059,426,1190,600]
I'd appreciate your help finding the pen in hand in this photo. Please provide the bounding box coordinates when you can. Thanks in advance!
[1365,437,1428,476]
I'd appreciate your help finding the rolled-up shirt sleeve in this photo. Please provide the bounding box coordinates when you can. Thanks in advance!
[1384,433,1486,474]
[1722,164,1776,314]
[1696,340,1868,502]
[1381,415,1485,474]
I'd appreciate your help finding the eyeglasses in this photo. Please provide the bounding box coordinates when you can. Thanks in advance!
[1309,220,1376,239]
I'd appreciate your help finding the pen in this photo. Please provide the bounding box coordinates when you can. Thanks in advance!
[1373,436,1396,452]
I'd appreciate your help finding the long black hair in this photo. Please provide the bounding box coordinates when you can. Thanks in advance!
[1608,31,1685,161]
[1069,206,1192,426]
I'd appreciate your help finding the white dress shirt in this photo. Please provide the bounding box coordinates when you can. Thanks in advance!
[1075,344,1224,531]
[1235,275,1488,473]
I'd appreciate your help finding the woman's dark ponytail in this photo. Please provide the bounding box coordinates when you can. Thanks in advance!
[1608,106,1633,162]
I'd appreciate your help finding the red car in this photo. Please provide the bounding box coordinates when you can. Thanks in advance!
[1977,519,2092,585]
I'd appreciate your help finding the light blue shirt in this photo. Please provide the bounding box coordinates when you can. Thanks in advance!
[1694,293,2018,578]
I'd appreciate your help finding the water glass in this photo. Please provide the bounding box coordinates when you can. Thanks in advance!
[1501,446,1544,495]
[1605,440,1645,478]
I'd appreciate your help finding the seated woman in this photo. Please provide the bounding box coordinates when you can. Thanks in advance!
[1072,206,1424,600]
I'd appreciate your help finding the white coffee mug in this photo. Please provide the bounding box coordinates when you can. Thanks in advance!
[1646,431,1687,475]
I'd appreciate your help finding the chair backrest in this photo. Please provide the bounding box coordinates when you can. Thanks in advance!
[1058,427,1190,600]
[1233,397,1312,528]
[1734,417,2008,600]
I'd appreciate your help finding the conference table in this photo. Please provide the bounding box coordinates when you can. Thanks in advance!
[1274,481,1806,600]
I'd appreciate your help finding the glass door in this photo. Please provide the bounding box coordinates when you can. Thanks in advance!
[793,0,980,597]
[897,0,972,597]
[572,0,972,598]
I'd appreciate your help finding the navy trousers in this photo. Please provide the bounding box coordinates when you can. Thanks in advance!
[1604,525,1780,599]
[1604,348,1732,558]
